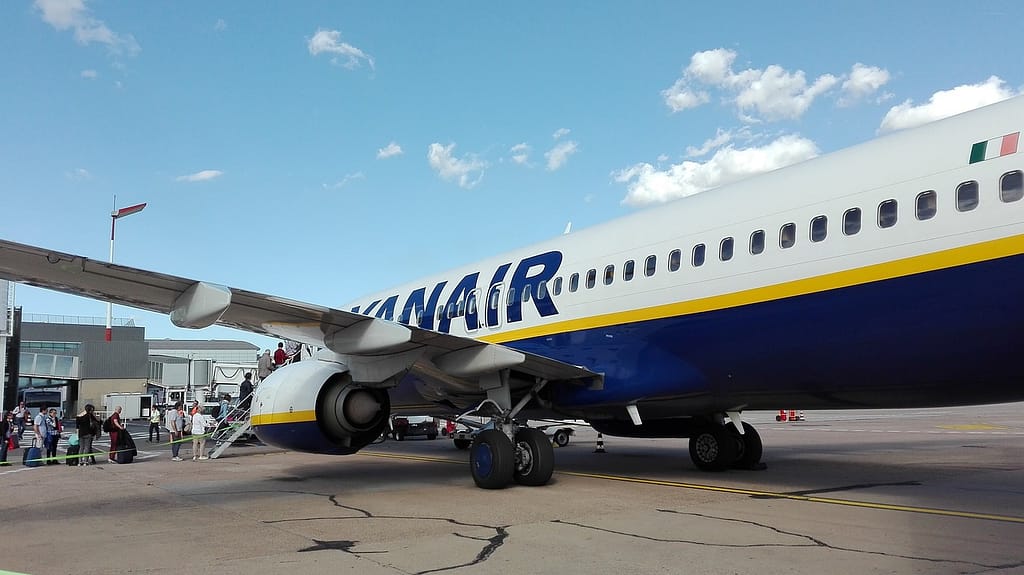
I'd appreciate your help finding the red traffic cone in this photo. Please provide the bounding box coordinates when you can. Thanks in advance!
[776,410,787,422]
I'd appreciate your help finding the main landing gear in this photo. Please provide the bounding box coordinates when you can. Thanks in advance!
[465,374,555,489]
[688,413,764,472]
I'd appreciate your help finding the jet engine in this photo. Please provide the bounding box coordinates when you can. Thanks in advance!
[251,360,391,455]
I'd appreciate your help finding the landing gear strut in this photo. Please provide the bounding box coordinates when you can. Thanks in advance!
[466,375,555,489]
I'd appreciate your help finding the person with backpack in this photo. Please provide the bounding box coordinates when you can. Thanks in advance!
[166,401,185,461]
[44,408,61,465]
[105,406,125,464]
[75,404,101,466]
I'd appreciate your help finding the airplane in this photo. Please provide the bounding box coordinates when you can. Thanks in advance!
[2,96,1024,489]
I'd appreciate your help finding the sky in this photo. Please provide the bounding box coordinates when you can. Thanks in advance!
[2,0,1023,351]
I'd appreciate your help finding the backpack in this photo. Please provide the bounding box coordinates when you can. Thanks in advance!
[102,417,113,433]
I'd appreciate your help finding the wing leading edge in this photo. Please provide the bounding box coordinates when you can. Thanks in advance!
[0,239,600,391]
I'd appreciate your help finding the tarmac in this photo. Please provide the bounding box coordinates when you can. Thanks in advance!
[2,403,1023,575]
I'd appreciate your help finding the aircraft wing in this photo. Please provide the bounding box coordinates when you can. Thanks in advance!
[0,239,599,388]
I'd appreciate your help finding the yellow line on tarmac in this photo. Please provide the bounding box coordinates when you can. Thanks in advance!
[361,451,1024,524]
[560,471,1024,524]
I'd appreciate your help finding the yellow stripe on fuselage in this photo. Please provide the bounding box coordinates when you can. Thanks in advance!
[481,233,1024,344]
[250,410,316,426]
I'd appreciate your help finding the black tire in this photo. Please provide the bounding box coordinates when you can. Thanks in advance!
[553,429,571,447]
[513,428,555,486]
[454,438,471,450]
[470,429,515,489]
[427,434,438,440]
[732,422,763,469]
[688,426,738,471]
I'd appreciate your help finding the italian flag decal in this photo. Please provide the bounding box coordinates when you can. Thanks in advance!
[969,132,1019,164]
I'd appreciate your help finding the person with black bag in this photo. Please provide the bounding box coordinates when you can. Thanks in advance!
[0,411,13,466]
[76,404,102,466]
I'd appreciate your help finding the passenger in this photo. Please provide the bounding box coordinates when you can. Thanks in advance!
[32,408,52,464]
[148,406,162,443]
[285,340,301,363]
[257,350,273,380]
[190,408,208,461]
[106,406,125,464]
[12,401,27,438]
[0,411,13,465]
[273,342,287,368]
[218,395,230,422]
[239,372,254,412]
[45,408,61,465]
[75,404,102,466]
[166,401,184,461]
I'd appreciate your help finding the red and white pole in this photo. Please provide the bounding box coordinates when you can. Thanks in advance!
[106,198,147,342]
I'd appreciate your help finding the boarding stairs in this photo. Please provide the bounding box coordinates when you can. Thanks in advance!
[208,404,252,459]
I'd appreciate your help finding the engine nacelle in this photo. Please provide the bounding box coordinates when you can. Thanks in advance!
[251,360,390,455]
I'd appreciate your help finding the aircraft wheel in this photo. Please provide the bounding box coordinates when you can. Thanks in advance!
[453,438,471,450]
[688,426,738,471]
[470,429,515,489]
[513,428,554,486]
[731,422,763,470]
[553,429,571,447]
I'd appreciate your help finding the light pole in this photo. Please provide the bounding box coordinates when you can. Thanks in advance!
[106,198,147,342]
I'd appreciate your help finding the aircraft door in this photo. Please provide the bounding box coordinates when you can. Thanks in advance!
[485,283,503,329]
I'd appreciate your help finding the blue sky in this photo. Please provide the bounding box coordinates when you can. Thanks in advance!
[2,0,1022,351]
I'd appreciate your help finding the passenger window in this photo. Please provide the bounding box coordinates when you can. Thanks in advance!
[843,208,861,235]
[537,281,548,300]
[668,250,681,271]
[623,260,635,281]
[878,199,897,228]
[569,273,579,293]
[780,223,796,248]
[586,269,596,289]
[552,277,562,296]
[1001,171,1023,203]
[644,255,656,277]
[604,265,614,285]
[507,287,517,305]
[467,293,477,315]
[810,216,827,242]
[719,237,734,261]
[749,230,765,255]
[692,244,705,267]
[916,191,936,220]
[956,181,979,212]
[489,287,500,309]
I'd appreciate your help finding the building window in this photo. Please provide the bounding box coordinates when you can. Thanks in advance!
[719,237,734,261]
[569,273,579,293]
[780,223,796,248]
[1001,170,1023,203]
[644,255,657,277]
[810,216,827,242]
[552,277,562,296]
[843,208,861,235]
[956,181,979,212]
[586,269,596,289]
[916,191,937,220]
[668,249,681,271]
[604,265,615,285]
[692,244,706,267]
[623,260,635,281]
[878,199,898,228]
[749,230,765,255]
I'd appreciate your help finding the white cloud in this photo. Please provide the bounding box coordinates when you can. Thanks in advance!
[67,167,92,180]
[214,19,227,31]
[322,172,364,190]
[552,128,571,140]
[686,129,732,158]
[545,141,578,171]
[663,48,885,121]
[878,76,1019,133]
[427,143,486,189]
[614,135,818,206]
[175,170,223,183]
[34,0,139,55]
[377,142,403,159]
[838,63,890,106]
[80,69,97,79]
[308,29,374,70]
[510,143,531,165]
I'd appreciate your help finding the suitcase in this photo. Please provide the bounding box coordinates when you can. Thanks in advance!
[115,449,134,464]
[66,444,80,466]
[8,435,19,450]
[23,446,42,468]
